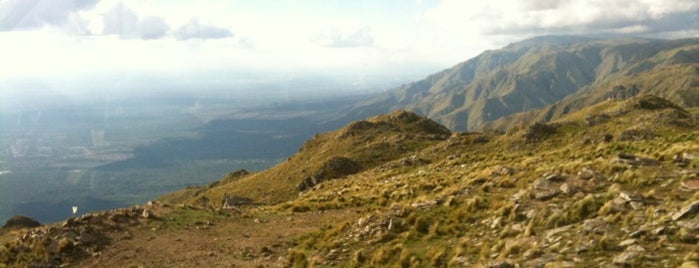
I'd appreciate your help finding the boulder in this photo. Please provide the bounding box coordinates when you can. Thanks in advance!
[531,178,560,200]
[221,195,254,209]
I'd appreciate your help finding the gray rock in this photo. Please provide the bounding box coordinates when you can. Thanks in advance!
[618,239,636,247]
[560,183,576,195]
[583,218,608,234]
[613,250,642,266]
[619,192,643,202]
[534,190,560,200]
[487,260,514,268]
[142,209,155,219]
[673,201,699,221]
[532,178,560,200]
[491,166,515,177]
[545,173,568,182]
[577,167,598,180]
[678,218,699,231]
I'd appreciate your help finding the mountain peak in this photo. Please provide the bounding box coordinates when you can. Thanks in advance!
[507,35,598,48]
[345,36,699,131]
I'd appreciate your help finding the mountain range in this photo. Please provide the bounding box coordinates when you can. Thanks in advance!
[342,36,699,131]
[2,36,699,267]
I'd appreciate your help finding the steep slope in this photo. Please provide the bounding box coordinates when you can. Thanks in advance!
[344,36,699,131]
[162,110,451,206]
[483,49,699,130]
[283,94,699,267]
[2,95,699,267]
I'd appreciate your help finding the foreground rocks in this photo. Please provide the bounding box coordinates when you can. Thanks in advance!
[0,201,168,267]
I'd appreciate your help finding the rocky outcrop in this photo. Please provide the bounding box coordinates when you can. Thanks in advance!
[1,215,41,231]
[0,201,167,267]
[298,157,361,191]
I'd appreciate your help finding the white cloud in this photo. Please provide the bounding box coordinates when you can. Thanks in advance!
[100,3,168,40]
[173,18,233,40]
[313,26,375,48]
[0,0,98,31]
[1,0,698,82]
[423,0,699,37]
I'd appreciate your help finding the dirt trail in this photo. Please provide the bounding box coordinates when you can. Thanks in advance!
[73,208,358,267]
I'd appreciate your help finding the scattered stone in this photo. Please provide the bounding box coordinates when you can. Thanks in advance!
[672,201,699,221]
[629,229,647,238]
[677,218,699,231]
[680,261,699,268]
[510,189,528,203]
[618,239,636,247]
[545,173,568,182]
[681,180,699,190]
[619,192,643,202]
[651,226,666,236]
[141,209,156,219]
[684,152,698,161]
[491,166,515,177]
[450,256,471,266]
[534,190,559,201]
[583,218,608,234]
[618,192,645,210]
[410,200,438,209]
[577,167,598,180]
[487,260,514,268]
[546,225,573,243]
[531,178,560,200]
[560,183,576,195]
[613,250,642,266]
[613,153,660,166]
[221,195,254,209]
[675,153,699,167]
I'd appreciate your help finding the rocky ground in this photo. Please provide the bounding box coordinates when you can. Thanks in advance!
[2,94,699,267]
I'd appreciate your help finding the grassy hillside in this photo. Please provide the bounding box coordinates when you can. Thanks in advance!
[282,94,699,267]
[161,110,451,207]
[2,94,699,267]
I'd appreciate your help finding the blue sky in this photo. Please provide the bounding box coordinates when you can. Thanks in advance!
[1,0,698,83]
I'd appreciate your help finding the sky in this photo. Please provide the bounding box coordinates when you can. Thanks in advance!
[1,0,698,84]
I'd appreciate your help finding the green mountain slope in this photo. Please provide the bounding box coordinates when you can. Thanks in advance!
[344,36,699,131]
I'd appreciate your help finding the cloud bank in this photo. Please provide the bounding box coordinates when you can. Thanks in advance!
[1,0,234,40]
[0,0,98,31]
[424,0,699,37]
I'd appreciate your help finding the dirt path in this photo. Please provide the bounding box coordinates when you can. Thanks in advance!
[73,208,358,267]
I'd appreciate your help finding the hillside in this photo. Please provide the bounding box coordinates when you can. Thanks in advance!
[161,110,451,206]
[342,36,699,131]
[2,94,699,267]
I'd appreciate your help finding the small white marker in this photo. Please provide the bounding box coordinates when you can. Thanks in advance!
[72,206,78,215]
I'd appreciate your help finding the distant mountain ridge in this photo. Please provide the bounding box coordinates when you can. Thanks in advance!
[342,35,699,131]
